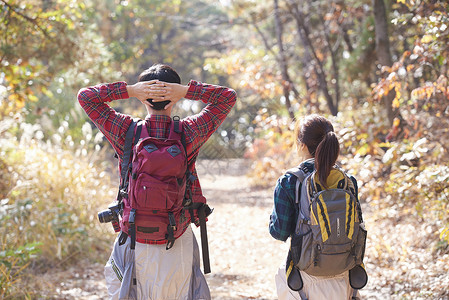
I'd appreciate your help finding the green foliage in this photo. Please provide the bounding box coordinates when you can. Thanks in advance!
[1,0,244,155]
[0,0,90,114]
[368,0,449,243]
[0,241,41,299]
[96,0,230,82]
[209,0,379,117]
[1,2,449,298]
[246,91,448,244]
[0,116,116,296]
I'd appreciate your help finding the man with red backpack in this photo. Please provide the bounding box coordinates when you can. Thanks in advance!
[78,64,237,300]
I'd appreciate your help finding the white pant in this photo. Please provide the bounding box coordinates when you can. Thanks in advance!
[104,226,210,300]
[275,265,360,300]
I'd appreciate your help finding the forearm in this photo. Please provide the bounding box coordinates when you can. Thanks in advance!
[269,215,289,242]
[183,80,237,141]
[77,82,129,123]
[78,82,129,104]
[185,80,237,108]
[77,82,132,156]
[269,179,296,241]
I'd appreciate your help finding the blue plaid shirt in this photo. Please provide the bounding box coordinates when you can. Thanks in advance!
[269,160,315,241]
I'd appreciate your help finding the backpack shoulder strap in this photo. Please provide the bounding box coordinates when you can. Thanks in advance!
[174,116,196,184]
[168,116,182,140]
[286,166,309,204]
[337,167,364,224]
[349,175,358,200]
[286,167,308,182]
[349,174,364,223]
[119,120,136,186]
[118,119,143,196]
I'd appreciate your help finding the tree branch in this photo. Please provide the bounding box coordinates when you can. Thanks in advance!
[274,0,298,119]
[320,6,341,112]
[251,19,276,57]
[0,0,51,39]
[289,0,338,115]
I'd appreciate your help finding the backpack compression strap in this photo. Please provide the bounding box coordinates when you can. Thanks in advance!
[197,203,211,274]
[174,116,212,274]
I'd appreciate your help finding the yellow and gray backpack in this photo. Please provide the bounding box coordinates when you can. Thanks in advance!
[285,162,368,300]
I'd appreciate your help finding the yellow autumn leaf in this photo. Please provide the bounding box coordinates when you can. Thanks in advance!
[425,87,433,99]
[395,87,402,100]
[16,98,26,109]
[392,97,400,108]
[355,144,369,156]
[393,118,400,127]
[411,89,417,98]
[421,35,433,44]
[440,227,449,241]
[28,94,39,102]
[377,142,392,148]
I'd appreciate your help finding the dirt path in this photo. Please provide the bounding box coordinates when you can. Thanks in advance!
[193,159,284,300]
[53,159,448,299]
[51,159,281,300]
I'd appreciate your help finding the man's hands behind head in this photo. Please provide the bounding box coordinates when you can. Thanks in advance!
[127,80,188,110]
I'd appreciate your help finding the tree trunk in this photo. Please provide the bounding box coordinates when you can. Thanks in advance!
[274,0,295,119]
[290,2,338,116]
[321,15,341,114]
[373,0,396,124]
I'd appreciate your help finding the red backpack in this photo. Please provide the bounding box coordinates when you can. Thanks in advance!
[114,116,211,272]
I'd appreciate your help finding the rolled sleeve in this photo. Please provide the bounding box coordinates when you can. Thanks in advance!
[269,174,298,242]
[77,81,133,156]
[183,80,237,156]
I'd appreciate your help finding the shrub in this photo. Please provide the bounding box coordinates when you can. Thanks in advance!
[246,103,449,245]
[0,115,117,297]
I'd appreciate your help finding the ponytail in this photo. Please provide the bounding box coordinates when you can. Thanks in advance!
[296,114,340,189]
[315,131,340,189]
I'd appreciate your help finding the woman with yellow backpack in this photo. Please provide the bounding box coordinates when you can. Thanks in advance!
[269,115,368,300]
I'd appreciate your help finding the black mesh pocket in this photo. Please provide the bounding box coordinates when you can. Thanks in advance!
[290,230,310,264]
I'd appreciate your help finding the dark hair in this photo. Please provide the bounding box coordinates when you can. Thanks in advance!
[138,64,181,110]
[295,114,340,188]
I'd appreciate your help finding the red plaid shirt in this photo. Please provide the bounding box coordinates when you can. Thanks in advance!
[78,80,236,243]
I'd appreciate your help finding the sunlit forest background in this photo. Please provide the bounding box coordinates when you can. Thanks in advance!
[1,0,448,299]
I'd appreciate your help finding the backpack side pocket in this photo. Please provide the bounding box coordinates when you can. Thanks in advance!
[290,228,309,265]
[354,223,367,265]
[297,224,313,271]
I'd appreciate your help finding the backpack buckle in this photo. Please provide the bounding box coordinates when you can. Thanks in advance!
[168,212,177,231]
[119,189,128,199]
[166,212,177,250]
[173,116,181,133]
[129,209,136,224]
[129,209,137,250]
[188,173,196,182]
